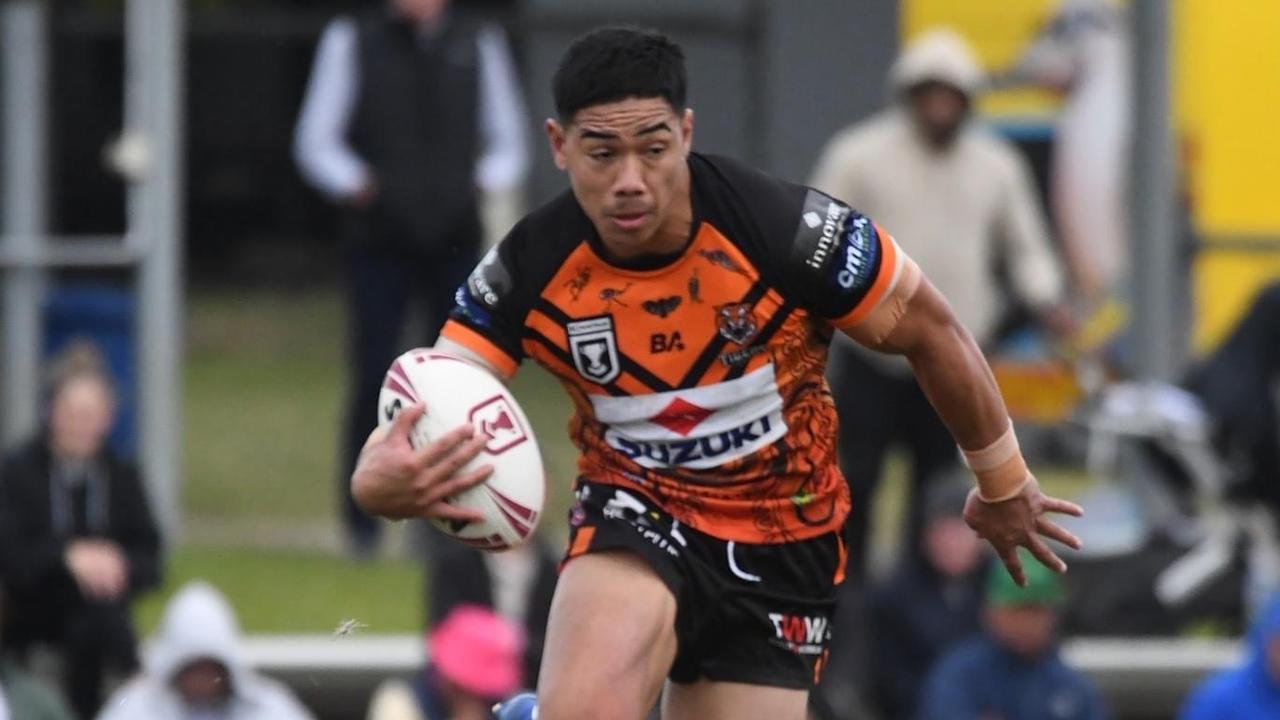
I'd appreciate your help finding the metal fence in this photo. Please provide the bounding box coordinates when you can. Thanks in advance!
[0,0,183,540]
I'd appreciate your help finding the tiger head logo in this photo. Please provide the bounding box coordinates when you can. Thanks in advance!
[715,302,758,346]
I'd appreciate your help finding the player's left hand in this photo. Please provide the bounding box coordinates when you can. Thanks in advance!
[963,476,1084,586]
[350,403,492,522]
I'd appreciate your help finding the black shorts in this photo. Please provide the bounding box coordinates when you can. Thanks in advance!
[563,478,845,690]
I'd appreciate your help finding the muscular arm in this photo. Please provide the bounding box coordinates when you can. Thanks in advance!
[871,278,1009,450]
[845,273,1083,583]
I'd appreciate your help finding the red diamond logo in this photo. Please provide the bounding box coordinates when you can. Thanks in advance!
[650,397,712,437]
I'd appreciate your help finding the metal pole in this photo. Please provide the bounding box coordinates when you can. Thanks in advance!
[743,0,769,169]
[128,0,185,542]
[1130,0,1178,381]
[1,0,49,447]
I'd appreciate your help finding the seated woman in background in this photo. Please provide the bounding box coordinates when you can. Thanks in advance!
[0,341,161,719]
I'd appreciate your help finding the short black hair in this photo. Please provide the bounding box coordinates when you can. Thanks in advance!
[553,26,687,122]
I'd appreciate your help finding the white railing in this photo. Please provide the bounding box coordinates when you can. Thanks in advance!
[224,635,1243,720]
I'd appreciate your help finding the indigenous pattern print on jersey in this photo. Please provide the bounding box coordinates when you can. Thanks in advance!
[442,153,912,544]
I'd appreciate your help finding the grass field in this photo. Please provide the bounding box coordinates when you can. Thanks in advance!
[184,287,580,542]
[133,545,424,634]
[152,287,581,633]
[154,286,1088,635]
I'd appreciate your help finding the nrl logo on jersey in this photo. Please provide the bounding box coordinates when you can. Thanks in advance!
[567,315,621,385]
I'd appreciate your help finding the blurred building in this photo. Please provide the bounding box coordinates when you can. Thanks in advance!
[28,0,897,285]
[905,0,1280,358]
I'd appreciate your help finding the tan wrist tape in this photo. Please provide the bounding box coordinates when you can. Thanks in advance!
[961,422,1031,503]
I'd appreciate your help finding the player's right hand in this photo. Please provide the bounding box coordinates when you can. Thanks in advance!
[350,402,492,522]
[963,476,1083,587]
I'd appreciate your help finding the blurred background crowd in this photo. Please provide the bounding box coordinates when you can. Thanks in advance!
[2,0,1279,718]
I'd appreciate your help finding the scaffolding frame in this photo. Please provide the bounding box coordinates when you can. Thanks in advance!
[0,0,184,540]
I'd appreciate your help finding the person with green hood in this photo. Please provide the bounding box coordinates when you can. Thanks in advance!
[917,549,1108,720]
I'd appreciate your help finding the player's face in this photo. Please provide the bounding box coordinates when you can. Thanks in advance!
[546,97,695,259]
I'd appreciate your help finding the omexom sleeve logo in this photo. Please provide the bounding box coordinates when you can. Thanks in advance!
[833,215,878,290]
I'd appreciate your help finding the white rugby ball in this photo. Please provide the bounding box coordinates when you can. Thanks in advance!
[377,348,544,551]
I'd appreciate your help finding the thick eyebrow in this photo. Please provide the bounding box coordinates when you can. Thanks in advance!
[635,121,674,137]
[578,128,619,141]
[577,121,674,141]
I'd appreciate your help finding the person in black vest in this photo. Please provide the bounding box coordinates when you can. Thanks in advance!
[294,0,529,556]
[0,342,162,719]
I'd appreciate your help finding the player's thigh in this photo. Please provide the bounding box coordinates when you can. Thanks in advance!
[536,550,678,720]
[661,679,809,720]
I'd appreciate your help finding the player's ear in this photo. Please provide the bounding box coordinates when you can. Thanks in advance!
[680,108,695,155]
[545,118,569,171]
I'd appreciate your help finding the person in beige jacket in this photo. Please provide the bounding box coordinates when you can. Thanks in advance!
[810,28,1070,581]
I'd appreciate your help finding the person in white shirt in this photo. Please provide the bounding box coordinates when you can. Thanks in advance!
[810,28,1071,580]
[293,0,529,556]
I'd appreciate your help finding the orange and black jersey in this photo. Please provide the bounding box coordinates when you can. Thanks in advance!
[442,153,912,544]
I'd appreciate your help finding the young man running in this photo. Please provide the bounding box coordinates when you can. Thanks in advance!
[351,26,1083,720]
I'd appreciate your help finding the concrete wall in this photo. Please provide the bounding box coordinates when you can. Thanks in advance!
[762,0,897,182]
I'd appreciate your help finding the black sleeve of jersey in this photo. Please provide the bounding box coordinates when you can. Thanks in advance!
[448,231,527,365]
[692,154,885,321]
[446,191,590,368]
[781,186,886,320]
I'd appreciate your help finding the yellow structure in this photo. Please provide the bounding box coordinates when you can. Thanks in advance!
[1174,0,1280,350]
[903,0,1280,352]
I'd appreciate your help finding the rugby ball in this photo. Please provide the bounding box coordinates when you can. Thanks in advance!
[377,348,544,551]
